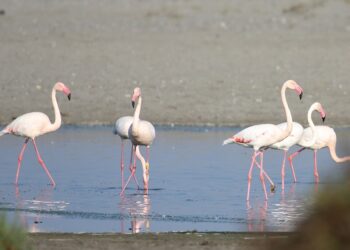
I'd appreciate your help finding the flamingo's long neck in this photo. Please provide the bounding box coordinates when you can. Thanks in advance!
[45,87,62,133]
[303,106,317,148]
[328,135,350,163]
[132,96,142,134]
[278,84,293,141]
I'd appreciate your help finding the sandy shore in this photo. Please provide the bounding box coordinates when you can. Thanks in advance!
[0,0,350,127]
[28,232,291,250]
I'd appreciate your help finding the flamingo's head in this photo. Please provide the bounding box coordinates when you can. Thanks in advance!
[285,80,303,100]
[55,82,71,101]
[313,102,326,123]
[131,87,141,108]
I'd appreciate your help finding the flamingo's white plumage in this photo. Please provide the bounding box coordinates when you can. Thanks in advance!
[269,102,326,189]
[223,80,303,200]
[121,87,155,194]
[0,82,71,186]
[289,121,350,182]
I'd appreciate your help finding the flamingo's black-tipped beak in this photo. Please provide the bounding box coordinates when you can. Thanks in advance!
[67,93,71,101]
[322,116,326,122]
[299,92,303,100]
[131,101,135,108]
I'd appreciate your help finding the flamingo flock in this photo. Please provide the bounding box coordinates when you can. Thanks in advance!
[0,80,349,201]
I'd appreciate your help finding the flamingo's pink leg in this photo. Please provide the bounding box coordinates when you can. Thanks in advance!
[120,146,137,195]
[120,140,125,189]
[259,152,268,200]
[15,138,29,185]
[313,149,319,183]
[286,150,297,183]
[128,145,140,189]
[281,150,287,190]
[32,139,56,186]
[253,154,275,188]
[247,152,257,201]
[288,147,305,173]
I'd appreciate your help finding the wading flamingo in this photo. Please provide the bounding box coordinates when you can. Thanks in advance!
[121,87,155,194]
[0,82,71,186]
[288,112,350,183]
[114,116,140,190]
[269,102,326,190]
[223,80,303,200]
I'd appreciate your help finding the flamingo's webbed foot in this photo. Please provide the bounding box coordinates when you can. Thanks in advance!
[270,184,276,193]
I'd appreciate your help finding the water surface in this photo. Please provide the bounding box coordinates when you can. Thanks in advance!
[0,126,348,233]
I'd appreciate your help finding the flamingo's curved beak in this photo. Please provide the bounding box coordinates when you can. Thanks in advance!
[299,91,303,100]
[67,93,71,101]
[322,115,326,122]
[131,101,135,108]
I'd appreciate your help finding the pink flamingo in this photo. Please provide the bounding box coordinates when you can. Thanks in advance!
[114,116,140,190]
[288,113,350,183]
[0,82,71,186]
[121,87,156,194]
[223,80,303,200]
[269,102,326,190]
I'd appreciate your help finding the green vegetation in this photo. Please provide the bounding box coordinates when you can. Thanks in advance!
[0,215,30,250]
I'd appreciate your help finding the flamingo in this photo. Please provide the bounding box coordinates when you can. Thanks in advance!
[223,80,303,200]
[121,87,155,194]
[269,102,326,190]
[288,113,350,183]
[114,116,140,190]
[0,82,71,186]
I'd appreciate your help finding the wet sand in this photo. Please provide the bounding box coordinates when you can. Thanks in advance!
[0,0,350,126]
[28,232,291,250]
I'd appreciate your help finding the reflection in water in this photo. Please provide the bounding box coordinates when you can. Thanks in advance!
[271,184,308,231]
[246,200,268,232]
[15,186,68,232]
[119,194,151,233]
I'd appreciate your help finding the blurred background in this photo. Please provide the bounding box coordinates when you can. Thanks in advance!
[0,0,349,126]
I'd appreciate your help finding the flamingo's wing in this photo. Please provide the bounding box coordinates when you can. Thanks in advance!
[5,112,50,138]
[234,124,279,146]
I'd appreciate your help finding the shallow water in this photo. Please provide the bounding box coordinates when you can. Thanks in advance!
[0,126,349,233]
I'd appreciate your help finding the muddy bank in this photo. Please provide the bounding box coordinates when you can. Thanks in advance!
[0,0,350,126]
[28,232,291,250]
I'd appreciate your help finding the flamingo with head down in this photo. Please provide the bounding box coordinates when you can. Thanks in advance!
[223,80,303,200]
[114,116,140,190]
[288,110,350,183]
[269,102,326,190]
[0,82,71,186]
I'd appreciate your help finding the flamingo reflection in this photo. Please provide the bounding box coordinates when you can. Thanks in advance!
[119,194,151,233]
[15,185,68,232]
[246,200,268,232]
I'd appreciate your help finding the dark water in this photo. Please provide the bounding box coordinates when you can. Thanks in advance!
[0,126,348,233]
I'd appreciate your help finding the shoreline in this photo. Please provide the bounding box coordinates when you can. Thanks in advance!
[28,232,292,250]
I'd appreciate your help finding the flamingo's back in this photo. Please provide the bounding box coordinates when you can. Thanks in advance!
[3,112,51,139]
[233,123,285,150]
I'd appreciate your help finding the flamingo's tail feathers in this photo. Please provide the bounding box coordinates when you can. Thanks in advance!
[223,136,251,145]
[223,138,234,146]
[0,130,7,137]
